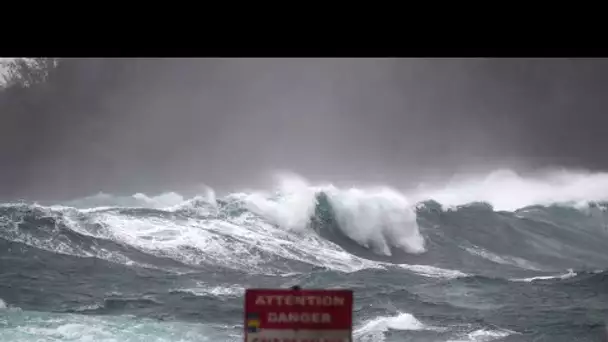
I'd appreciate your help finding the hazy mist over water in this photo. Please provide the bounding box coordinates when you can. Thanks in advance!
[5,57,608,342]
[2,58,608,200]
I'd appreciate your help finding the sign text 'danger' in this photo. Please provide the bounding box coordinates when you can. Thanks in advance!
[244,289,353,333]
[268,312,331,324]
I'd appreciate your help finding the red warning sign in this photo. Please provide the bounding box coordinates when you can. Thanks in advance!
[244,288,353,342]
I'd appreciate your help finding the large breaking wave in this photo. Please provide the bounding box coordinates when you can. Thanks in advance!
[2,169,608,341]
[2,170,608,275]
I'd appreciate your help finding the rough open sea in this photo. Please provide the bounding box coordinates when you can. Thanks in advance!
[2,170,608,342]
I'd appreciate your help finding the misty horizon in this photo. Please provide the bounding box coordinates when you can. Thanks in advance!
[1,58,608,201]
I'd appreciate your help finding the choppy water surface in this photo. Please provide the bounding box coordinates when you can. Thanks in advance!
[2,171,608,341]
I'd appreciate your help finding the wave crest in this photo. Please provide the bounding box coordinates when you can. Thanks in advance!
[2,170,608,279]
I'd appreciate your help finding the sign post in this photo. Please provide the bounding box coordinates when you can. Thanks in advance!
[244,287,353,342]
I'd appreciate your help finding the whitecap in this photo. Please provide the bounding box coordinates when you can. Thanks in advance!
[397,264,469,279]
[511,269,577,282]
[354,312,444,342]
[447,328,514,342]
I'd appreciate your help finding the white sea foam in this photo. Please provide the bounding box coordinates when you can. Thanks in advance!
[2,199,384,274]
[244,173,318,233]
[244,173,426,256]
[397,264,469,279]
[511,268,577,282]
[171,282,244,297]
[59,168,608,213]
[465,246,542,271]
[62,191,187,210]
[77,186,387,274]
[42,173,424,273]
[447,328,514,342]
[324,185,425,255]
[0,205,162,271]
[410,168,608,211]
[1,309,238,342]
[5,168,608,277]
[354,312,443,342]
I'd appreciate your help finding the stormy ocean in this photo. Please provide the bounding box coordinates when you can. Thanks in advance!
[2,170,608,342]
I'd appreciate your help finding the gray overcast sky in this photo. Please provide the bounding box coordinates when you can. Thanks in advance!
[2,58,608,200]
